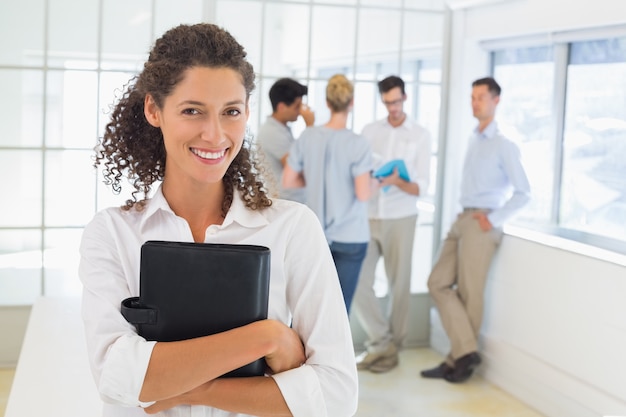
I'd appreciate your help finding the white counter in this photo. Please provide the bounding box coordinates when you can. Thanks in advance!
[5,296,102,416]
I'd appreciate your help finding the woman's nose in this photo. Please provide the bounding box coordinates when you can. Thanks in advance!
[200,116,222,143]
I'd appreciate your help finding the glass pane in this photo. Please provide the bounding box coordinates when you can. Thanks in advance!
[0,0,45,66]
[360,0,402,6]
[0,151,43,227]
[493,46,555,225]
[404,0,446,11]
[0,230,42,306]
[253,77,277,138]
[310,6,356,78]
[377,61,401,83]
[403,11,444,65]
[96,73,157,211]
[262,3,310,77]
[355,61,377,81]
[411,212,434,293]
[0,69,44,147]
[45,151,96,226]
[560,39,626,241]
[357,9,401,72]
[305,79,333,128]
[416,84,440,154]
[400,60,419,84]
[46,70,98,148]
[420,58,442,83]
[101,0,152,71]
[99,71,138,136]
[154,0,204,38]
[48,0,98,70]
[314,0,356,4]
[215,1,263,72]
[353,81,378,134]
[44,229,83,297]
[248,88,261,139]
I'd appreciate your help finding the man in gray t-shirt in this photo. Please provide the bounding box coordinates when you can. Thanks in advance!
[256,78,314,203]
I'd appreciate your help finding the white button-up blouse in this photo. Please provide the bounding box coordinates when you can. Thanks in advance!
[79,186,358,417]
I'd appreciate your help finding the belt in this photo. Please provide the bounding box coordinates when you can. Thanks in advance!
[463,207,491,212]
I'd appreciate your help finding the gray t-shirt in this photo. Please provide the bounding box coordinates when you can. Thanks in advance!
[288,126,372,243]
[256,116,306,203]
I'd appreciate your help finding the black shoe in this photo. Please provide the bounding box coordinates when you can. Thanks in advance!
[420,362,453,379]
[444,352,481,383]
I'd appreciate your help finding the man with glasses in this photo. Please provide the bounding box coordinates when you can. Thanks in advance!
[353,75,432,373]
[421,77,530,383]
[257,78,314,203]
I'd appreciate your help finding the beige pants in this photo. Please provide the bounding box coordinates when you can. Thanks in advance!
[427,210,502,364]
[352,215,417,352]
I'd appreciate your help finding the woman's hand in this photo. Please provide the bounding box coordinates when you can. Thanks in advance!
[262,320,305,374]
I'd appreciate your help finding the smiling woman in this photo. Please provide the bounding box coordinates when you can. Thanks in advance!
[79,23,358,417]
[142,66,250,237]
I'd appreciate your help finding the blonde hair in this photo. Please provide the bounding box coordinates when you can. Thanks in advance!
[326,74,353,112]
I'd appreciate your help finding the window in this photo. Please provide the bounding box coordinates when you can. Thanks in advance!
[492,35,626,252]
[560,39,626,242]
[0,0,445,305]
[493,46,555,225]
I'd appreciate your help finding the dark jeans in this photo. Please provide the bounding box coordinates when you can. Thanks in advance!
[329,241,368,313]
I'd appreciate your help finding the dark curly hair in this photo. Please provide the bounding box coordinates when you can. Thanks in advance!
[95,23,272,215]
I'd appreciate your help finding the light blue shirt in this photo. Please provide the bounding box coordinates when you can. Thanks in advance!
[460,121,531,227]
[288,126,372,243]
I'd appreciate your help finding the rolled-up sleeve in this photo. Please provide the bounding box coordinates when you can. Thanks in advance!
[274,206,359,417]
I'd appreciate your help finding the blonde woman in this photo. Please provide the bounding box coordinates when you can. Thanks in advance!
[283,74,373,312]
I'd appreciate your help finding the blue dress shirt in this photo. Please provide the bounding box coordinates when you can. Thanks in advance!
[459,121,531,227]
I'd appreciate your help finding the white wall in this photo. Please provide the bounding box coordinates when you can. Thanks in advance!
[484,237,626,416]
[436,0,626,415]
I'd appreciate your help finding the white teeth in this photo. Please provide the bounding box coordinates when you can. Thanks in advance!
[191,148,226,160]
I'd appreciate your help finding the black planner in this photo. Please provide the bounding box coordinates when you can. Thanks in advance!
[121,240,271,378]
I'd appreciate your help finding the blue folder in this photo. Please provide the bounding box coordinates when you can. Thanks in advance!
[373,159,410,181]
[373,159,410,192]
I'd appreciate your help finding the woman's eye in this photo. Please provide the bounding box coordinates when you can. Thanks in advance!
[182,108,199,115]
[225,108,241,117]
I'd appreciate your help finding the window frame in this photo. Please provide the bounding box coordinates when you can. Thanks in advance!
[484,26,626,260]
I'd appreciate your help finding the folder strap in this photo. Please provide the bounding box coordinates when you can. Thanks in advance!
[121,297,157,325]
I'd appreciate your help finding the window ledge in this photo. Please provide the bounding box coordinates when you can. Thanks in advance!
[504,224,626,267]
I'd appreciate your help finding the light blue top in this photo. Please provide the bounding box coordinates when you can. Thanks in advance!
[288,126,372,243]
[460,121,531,227]
[256,116,306,203]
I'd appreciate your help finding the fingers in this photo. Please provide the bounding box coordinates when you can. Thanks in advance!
[472,212,493,231]
[300,105,315,126]
[264,326,305,374]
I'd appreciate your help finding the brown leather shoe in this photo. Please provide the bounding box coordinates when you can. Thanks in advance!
[444,352,481,383]
[420,362,453,379]
[356,344,398,371]
[368,352,399,373]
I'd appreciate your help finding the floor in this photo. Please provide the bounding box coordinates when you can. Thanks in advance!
[0,348,544,417]
[356,348,545,417]
[0,368,13,417]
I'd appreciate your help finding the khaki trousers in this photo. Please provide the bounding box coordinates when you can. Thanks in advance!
[352,215,417,352]
[427,210,502,364]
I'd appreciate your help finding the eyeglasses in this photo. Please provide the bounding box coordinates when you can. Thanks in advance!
[382,98,404,107]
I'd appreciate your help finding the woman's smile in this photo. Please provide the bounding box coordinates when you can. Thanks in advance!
[190,147,228,164]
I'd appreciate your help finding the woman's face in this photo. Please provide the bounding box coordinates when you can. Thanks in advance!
[144,66,249,188]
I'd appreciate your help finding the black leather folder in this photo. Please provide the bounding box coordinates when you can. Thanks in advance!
[121,240,271,378]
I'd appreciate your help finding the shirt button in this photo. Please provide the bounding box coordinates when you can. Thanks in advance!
[207,226,218,235]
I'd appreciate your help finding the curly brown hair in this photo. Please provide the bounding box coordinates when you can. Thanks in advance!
[95,23,272,215]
